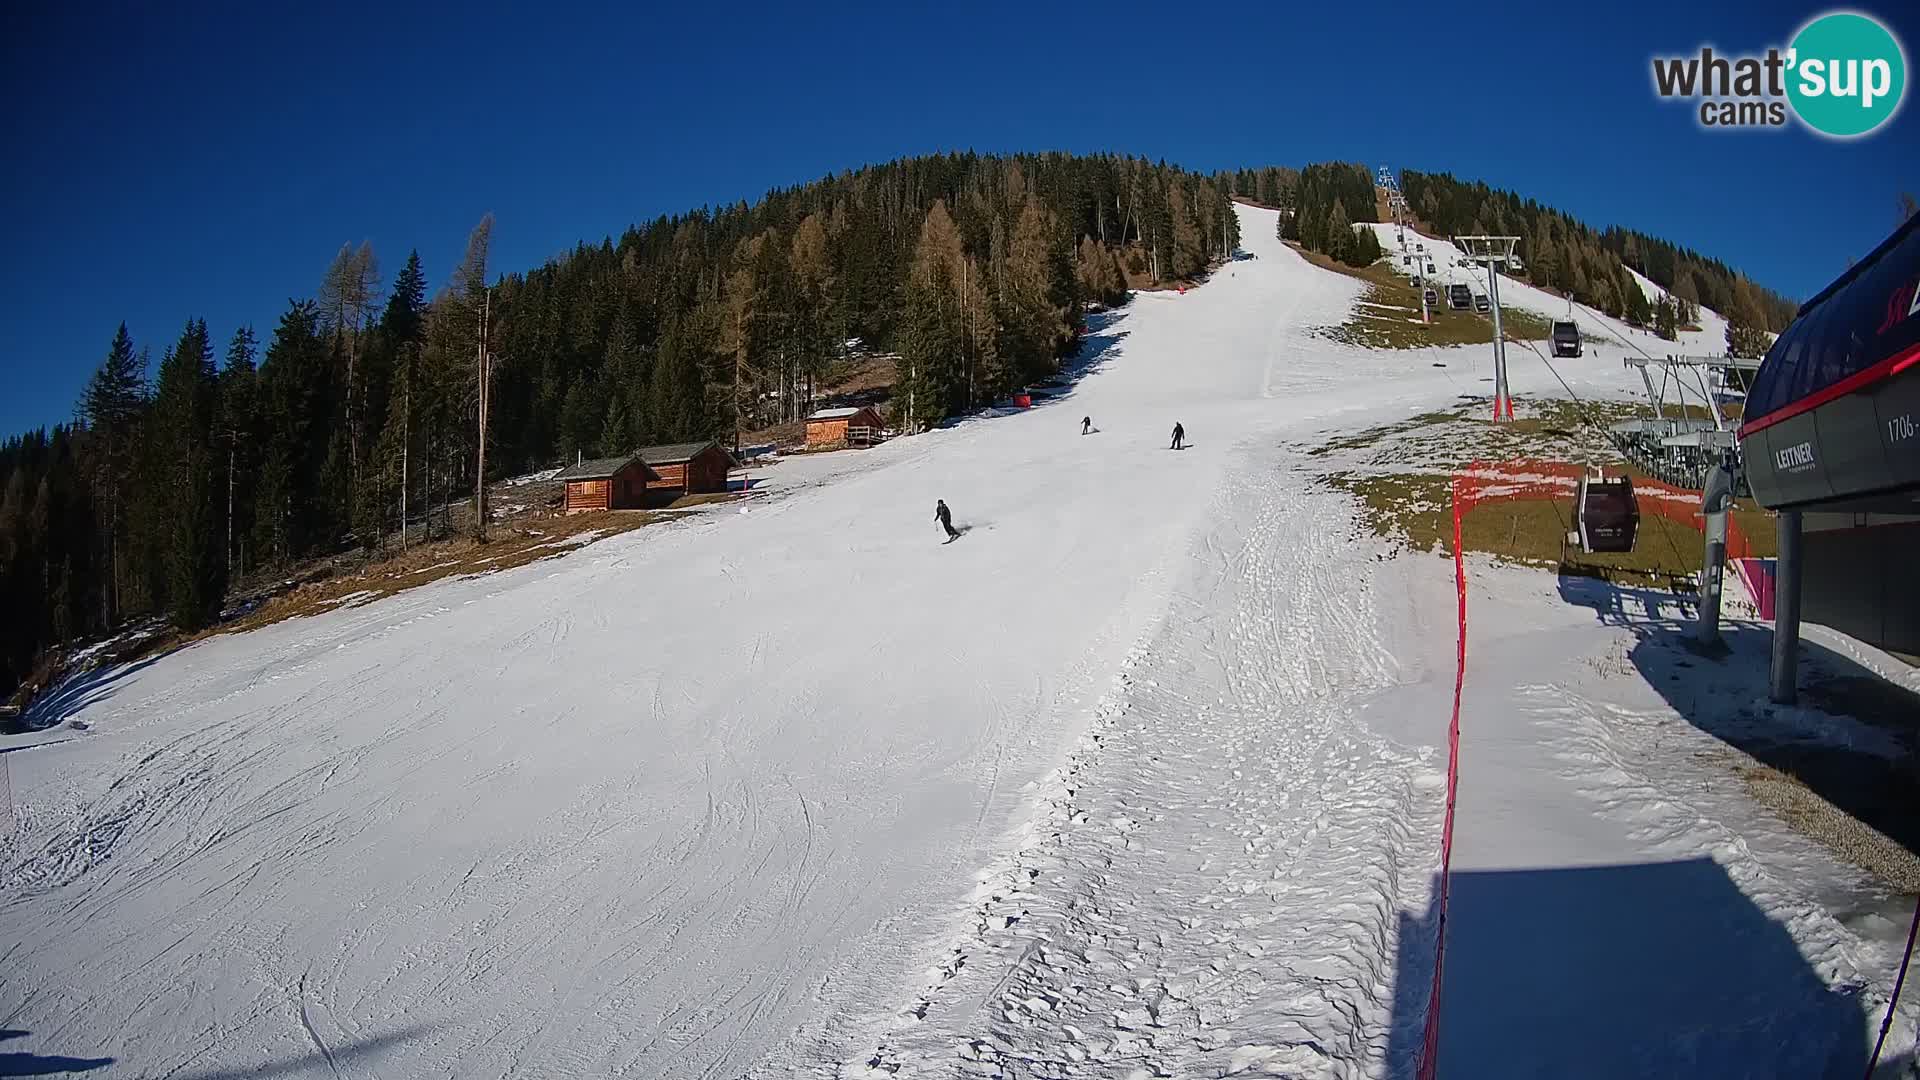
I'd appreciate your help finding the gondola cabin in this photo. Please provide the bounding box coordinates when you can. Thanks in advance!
[1574,471,1639,553]
[1449,283,1472,310]
[1552,321,1582,358]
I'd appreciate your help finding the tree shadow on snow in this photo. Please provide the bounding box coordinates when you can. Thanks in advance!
[158,1024,432,1080]
[1556,575,1920,860]
[0,1030,112,1076]
[933,313,1130,433]
[1384,860,1873,1078]
[12,651,174,733]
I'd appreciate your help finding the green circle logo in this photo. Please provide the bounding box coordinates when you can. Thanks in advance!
[1787,11,1906,137]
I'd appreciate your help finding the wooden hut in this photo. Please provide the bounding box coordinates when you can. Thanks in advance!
[553,453,657,513]
[805,406,886,449]
[637,441,737,497]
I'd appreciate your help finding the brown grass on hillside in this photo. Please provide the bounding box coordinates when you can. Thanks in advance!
[1291,243,1552,349]
[8,496,743,723]
[219,508,672,635]
[1316,401,1777,588]
[740,353,898,448]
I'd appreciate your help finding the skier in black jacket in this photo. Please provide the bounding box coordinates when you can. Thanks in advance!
[934,499,960,542]
[1170,422,1185,450]
[1081,416,1092,436]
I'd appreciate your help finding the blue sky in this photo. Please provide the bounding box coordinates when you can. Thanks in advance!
[2,0,1914,435]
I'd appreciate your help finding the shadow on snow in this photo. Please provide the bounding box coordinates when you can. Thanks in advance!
[0,1030,112,1077]
[933,309,1130,433]
[1385,860,1876,1078]
[1556,575,1920,860]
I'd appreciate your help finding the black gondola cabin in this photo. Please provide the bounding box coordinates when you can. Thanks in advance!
[1552,321,1582,358]
[1575,472,1639,553]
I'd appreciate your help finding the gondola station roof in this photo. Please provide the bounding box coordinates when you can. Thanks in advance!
[1740,214,1920,512]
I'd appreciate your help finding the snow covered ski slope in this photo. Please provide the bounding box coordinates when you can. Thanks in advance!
[1,206,1905,1079]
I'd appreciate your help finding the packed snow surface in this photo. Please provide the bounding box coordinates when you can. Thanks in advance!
[2,206,1909,1078]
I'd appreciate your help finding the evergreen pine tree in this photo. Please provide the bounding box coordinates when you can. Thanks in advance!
[649,314,712,442]
[367,343,416,547]
[1168,184,1204,279]
[1350,223,1382,266]
[898,263,961,428]
[558,379,601,461]
[382,251,429,346]
[1325,199,1355,263]
[601,394,632,456]
[901,202,968,423]
[79,323,147,625]
[218,327,259,577]
[606,301,650,447]
[254,300,327,564]
[1622,273,1652,326]
[1654,294,1678,340]
[150,319,224,630]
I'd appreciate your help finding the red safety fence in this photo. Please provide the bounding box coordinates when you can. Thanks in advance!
[1415,476,1471,1078]
[1416,460,1739,1079]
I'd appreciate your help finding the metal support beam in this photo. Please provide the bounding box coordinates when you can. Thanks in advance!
[1770,510,1804,704]
[1696,456,1735,647]
[1488,263,1510,419]
[1455,235,1520,421]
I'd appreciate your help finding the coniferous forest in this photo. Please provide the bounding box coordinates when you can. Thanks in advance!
[0,153,1803,698]
[1399,170,1798,352]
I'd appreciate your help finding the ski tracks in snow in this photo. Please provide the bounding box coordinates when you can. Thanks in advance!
[1519,685,1900,1056]
[849,455,1439,1079]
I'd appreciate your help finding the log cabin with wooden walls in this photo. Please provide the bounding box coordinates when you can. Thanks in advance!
[804,406,886,450]
[553,454,658,513]
[636,442,738,500]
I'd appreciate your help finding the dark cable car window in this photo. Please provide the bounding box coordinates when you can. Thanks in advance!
[1750,327,1792,418]
[1794,301,1836,404]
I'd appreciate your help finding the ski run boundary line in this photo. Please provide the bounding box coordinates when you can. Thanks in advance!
[1414,475,1471,1079]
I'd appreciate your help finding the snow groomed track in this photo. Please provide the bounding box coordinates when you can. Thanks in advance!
[2,205,1910,1078]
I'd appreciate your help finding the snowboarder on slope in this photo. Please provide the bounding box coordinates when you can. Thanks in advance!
[935,499,960,543]
[1170,422,1185,450]
[1081,416,1092,436]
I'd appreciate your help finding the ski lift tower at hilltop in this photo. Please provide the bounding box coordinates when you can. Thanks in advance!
[1377,167,1431,324]
[1376,166,1407,247]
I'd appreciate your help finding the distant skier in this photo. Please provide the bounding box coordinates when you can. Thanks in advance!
[934,499,960,543]
[1081,416,1092,436]
[1170,422,1185,451]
